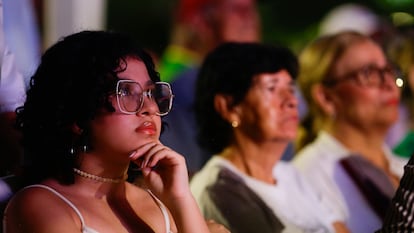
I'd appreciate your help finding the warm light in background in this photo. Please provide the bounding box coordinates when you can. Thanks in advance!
[396,77,404,88]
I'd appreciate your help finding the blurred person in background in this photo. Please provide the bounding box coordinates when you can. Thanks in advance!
[158,0,260,83]
[317,3,409,155]
[191,42,349,233]
[0,0,41,214]
[294,30,406,233]
[0,0,27,207]
[160,0,261,173]
[319,3,395,48]
[3,0,41,87]
[385,26,414,158]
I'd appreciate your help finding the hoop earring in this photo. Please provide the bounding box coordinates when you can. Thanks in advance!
[83,145,88,153]
[79,128,90,153]
[70,147,75,155]
[231,121,239,128]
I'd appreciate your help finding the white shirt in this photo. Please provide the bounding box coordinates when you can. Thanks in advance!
[191,156,339,233]
[293,131,407,233]
[0,178,12,203]
[0,0,26,113]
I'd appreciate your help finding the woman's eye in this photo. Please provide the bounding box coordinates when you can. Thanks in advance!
[119,88,131,96]
[267,86,276,92]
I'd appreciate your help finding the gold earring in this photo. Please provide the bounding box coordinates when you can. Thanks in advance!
[231,121,239,128]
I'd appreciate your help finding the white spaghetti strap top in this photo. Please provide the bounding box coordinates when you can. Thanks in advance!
[146,189,173,233]
[4,184,173,233]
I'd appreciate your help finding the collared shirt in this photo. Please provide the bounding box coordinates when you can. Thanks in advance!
[294,131,407,233]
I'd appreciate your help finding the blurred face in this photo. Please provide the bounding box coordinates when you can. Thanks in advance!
[236,70,299,143]
[214,0,260,43]
[327,40,400,129]
[90,58,162,159]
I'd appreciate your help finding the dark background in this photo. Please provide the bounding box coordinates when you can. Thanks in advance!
[106,0,414,56]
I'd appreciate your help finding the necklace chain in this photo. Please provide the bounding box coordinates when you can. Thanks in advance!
[73,168,127,183]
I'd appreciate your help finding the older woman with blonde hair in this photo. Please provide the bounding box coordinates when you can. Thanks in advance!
[294,30,407,233]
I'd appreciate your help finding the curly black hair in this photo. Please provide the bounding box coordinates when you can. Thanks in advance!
[195,42,298,154]
[16,30,160,185]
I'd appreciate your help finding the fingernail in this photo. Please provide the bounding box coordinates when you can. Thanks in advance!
[129,151,137,159]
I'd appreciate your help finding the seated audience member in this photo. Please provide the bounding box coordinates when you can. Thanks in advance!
[0,0,26,221]
[293,30,407,233]
[159,0,261,173]
[2,30,220,233]
[191,42,349,233]
[158,0,261,83]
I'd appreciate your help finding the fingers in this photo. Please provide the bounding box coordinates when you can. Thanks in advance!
[130,141,181,170]
[129,142,157,160]
[130,142,190,199]
[140,145,171,169]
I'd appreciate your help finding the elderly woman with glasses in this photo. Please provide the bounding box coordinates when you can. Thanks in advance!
[293,30,407,233]
[2,30,229,233]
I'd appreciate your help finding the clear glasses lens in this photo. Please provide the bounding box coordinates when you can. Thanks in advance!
[152,83,174,115]
[325,64,403,88]
[116,80,173,115]
[361,65,401,86]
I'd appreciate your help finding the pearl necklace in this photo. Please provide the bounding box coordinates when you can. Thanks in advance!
[73,168,127,183]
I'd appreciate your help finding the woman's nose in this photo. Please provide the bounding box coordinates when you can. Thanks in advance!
[138,93,158,116]
[282,88,298,108]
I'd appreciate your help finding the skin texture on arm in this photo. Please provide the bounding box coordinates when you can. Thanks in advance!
[4,188,83,233]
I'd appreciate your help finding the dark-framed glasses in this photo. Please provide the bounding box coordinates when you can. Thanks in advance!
[116,80,173,116]
[323,64,404,88]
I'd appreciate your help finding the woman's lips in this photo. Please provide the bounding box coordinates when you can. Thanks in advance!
[136,121,156,135]
[385,98,399,106]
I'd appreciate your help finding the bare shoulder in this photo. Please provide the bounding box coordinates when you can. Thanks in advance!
[4,185,81,233]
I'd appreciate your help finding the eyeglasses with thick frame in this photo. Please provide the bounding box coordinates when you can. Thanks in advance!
[115,79,173,116]
[322,64,404,88]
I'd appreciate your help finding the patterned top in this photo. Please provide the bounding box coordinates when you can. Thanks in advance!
[377,156,414,232]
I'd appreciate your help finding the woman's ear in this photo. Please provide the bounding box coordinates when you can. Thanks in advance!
[214,94,241,125]
[311,84,336,118]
